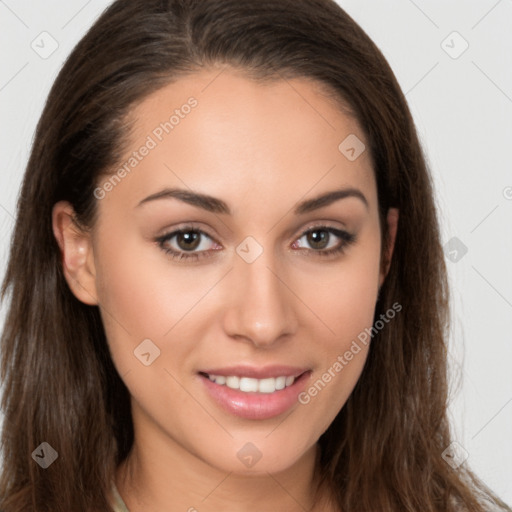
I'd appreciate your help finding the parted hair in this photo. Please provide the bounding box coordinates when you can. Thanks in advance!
[1,0,510,510]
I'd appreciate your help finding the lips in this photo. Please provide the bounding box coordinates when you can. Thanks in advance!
[198,365,311,420]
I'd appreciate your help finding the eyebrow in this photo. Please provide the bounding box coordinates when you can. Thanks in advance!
[137,187,369,214]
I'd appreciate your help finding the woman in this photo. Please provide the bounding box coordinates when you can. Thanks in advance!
[0,0,510,510]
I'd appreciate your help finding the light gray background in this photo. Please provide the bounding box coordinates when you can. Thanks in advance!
[0,0,511,503]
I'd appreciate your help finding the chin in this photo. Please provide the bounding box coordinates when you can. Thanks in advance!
[194,432,318,476]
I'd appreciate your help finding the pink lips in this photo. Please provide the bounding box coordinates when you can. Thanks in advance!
[198,365,311,420]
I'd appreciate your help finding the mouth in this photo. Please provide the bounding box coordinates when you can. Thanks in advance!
[197,365,312,420]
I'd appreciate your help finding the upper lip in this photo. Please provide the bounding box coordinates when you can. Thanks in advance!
[199,365,310,379]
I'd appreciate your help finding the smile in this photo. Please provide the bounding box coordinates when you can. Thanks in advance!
[198,367,311,420]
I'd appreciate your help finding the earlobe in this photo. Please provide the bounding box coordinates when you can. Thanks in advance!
[52,201,98,305]
[379,207,399,288]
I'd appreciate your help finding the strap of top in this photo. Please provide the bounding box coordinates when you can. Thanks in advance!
[111,482,130,512]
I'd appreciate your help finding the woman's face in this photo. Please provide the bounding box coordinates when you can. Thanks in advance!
[58,68,397,476]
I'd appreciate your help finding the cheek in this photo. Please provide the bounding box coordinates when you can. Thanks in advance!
[95,247,160,334]
[295,243,381,346]
[92,227,215,371]
[292,244,380,426]
[296,290,373,439]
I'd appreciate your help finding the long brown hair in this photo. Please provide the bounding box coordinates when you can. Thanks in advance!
[1,1,510,510]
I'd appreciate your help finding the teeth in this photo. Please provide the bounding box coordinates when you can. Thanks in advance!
[275,376,286,390]
[258,378,276,393]
[226,376,240,389]
[207,374,296,393]
[240,377,259,392]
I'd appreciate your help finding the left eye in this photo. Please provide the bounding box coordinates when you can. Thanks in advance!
[156,225,355,262]
[294,227,342,251]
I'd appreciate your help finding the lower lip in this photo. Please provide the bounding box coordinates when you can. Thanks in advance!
[199,372,310,420]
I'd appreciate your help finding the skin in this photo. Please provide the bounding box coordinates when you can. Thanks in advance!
[53,68,398,512]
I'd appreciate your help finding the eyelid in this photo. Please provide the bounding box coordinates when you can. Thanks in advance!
[293,220,348,236]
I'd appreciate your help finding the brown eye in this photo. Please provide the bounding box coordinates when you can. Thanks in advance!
[156,226,220,262]
[175,231,202,251]
[306,229,330,250]
[293,225,357,258]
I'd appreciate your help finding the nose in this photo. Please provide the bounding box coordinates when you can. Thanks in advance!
[222,246,298,348]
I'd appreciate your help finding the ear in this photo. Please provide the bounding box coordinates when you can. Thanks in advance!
[52,201,98,305]
[378,207,399,288]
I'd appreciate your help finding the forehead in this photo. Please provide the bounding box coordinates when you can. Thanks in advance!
[107,68,377,213]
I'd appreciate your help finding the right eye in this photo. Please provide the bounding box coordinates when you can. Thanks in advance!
[156,226,221,262]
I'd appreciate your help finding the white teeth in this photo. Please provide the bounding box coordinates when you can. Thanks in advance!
[239,377,259,392]
[275,376,286,391]
[258,378,276,393]
[225,376,240,389]
[206,374,296,393]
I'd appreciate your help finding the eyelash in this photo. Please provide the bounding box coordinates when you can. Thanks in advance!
[155,224,357,262]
